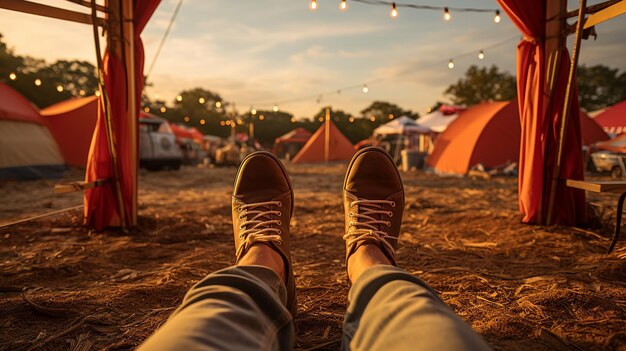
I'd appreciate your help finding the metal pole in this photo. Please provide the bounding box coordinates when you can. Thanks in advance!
[547,0,587,225]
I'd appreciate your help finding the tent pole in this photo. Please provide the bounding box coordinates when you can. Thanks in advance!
[325,107,330,162]
[90,0,126,229]
[547,0,587,225]
[123,0,137,226]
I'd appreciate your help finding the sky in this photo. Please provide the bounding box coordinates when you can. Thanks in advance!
[0,0,624,118]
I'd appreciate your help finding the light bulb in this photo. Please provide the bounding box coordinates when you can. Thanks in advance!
[494,10,501,23]
[79,89,86,96]
[349,116,355,123]
[34,78,42,86]
[56,85,64,92]
[9,72,16,80]
[184,116,190,122]
[95,90,101,97]
[220,121,225,126]
[144,107,150,112]
[309,0,317,11]
[160,106,166,113]
[370,116,376,122]
[340,0,348,11]
[362,84,369,93]
[259,115,265,121]
[390,2,398,18]
[251,108,257,115]
[215,101,222,108]
[176,95,182,102]
[291,117,297,123]
[199,97,205,104]
[273,104,279,112]
[448,59,454,69]
[388,114,394,120]
[478,50,485,60]
[444,7,451,21]
[200,119,206,125]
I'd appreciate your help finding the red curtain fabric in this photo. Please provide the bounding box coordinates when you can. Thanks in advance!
[84,0,160,230]
[497,0,585,225]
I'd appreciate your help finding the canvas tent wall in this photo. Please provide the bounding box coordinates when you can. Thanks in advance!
[416,106,464,133]
[427,100,608,175]
[40,96,99,168]
[292,120,354,163]
[593,100,626,135]
[0,83,65,180]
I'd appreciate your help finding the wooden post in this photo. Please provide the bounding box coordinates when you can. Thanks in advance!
[325,107,330,162]
[543,0,567,225]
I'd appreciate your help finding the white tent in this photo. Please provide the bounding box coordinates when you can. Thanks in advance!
[416,110,460,133]
[373,116,430,135]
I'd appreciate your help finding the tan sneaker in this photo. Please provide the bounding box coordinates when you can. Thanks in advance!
[232,151,296,315]
[342,147,404,266]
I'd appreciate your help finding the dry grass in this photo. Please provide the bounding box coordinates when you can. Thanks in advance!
[0,164,624,350]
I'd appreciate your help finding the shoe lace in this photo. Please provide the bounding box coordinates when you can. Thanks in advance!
[236,200,283,259]
[343,199,396,256]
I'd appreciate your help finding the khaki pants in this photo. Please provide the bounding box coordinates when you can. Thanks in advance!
[139,265,491,351]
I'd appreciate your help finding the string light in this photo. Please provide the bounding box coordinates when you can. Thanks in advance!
[200,119,206,125]
[176,95,182,102]
[160,106,167,113]
[215,101,222,108]
[251,108,257,115]
[291,117,297,123]
[318,117,324,122]
[340,0,348,11]
[9,72,16,80]
[34,78,42,86]
[443,7,451,21]
[349,116,355,123]
[198,97,205,104]
[184,116,190,122]
[309,0,317,11]
[370,116,376,122]
[494,10,501,23]
[259,115,265,121]
[273,104,279,112]
[362,84,369,93]
[220,121,225,126]
[56,85,64,92]
[390,2,398,18]
[388,114,394,120]
[237,119,243,125]
[144,107,150,112]
[95,90,101,97]
[79,89,86,96]
[478,50,485,60]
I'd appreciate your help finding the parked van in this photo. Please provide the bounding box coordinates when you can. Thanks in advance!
[139,117,183,171]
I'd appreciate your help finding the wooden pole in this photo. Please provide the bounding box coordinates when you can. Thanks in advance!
[547,0,587,225]
[122,0,137,226]
[542,0,567,225]
[325,107,330,162]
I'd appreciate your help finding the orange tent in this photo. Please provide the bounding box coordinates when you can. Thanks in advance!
[40,96,99,168]
[427,101,608,175]
[593,100,626,134]
[292,120,354,163]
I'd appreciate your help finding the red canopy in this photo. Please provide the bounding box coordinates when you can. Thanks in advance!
[85,0,161,230]
[0,82,43,125]
[274,128,312,145]
[593,100,626,134]
[497,0,585,225]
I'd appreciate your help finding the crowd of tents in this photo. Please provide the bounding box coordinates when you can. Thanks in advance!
[1,81,624,181]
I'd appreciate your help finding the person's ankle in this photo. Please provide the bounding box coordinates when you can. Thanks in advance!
[238,244,286,284]
[347,244,392,283]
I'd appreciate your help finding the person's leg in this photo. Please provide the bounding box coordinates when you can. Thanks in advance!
[341,147,491,351]
[139,151,297,351]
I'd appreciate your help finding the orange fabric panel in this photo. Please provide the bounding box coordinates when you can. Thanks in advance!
[292,120,354,163]
[40,96,98,167]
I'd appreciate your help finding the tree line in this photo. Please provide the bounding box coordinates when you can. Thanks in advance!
[2,32,625,146]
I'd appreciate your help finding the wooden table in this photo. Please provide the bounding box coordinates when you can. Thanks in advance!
[566,179,626,253]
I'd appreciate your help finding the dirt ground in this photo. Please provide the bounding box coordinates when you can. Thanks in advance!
[0,164,625,351]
